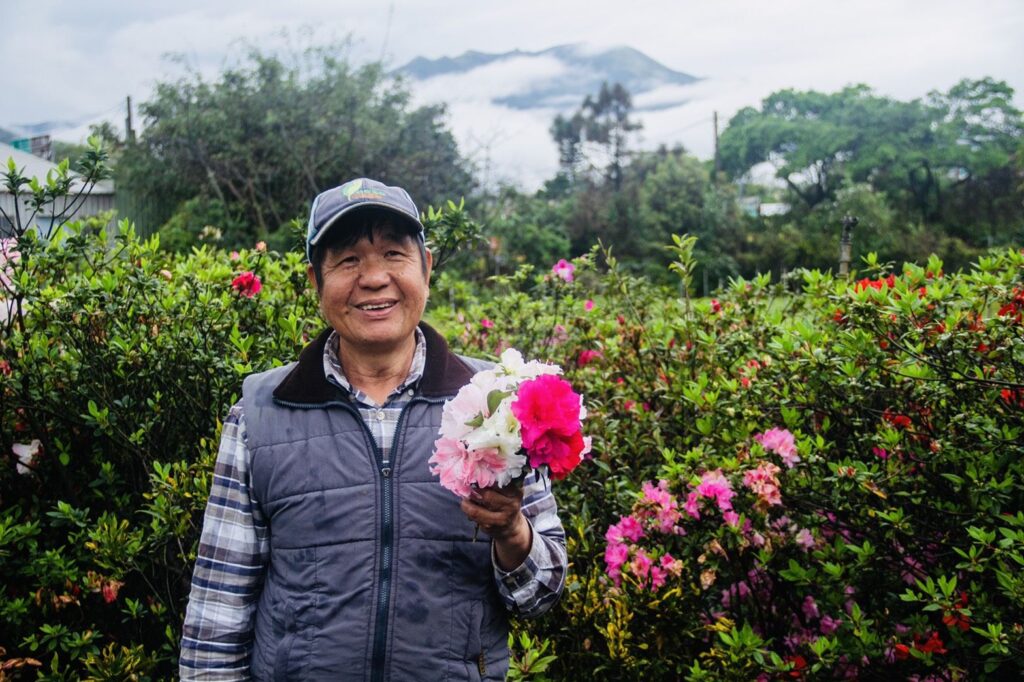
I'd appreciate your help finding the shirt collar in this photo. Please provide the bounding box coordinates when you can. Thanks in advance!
[322,327,426,403]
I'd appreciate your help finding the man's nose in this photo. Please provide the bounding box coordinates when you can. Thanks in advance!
[358,256,389,286]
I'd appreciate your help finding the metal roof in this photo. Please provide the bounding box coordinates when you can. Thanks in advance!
[0,142,115,195]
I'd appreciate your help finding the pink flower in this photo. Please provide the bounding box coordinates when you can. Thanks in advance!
[872,446,889,460]
[428,437,510,498]
[630,549,653,580]
[229,250,241,261]
[794,528,815,550]
[649,565,667,590]
[743,462,783,507]
[695,469,735,513]
[683,491,701,518]
[480,318,494,329]
[755,427,800,468]
[820,615,842,635]
[231,271,262,298]
[803,595,820,621]
[638,480,682,533]
[584,299,595,312]
[604,541,629,583]
[577,349,602,367]
[552,258,575,282]
[511,374,586,479]
[606,515,645,544]
[255,240,267,252]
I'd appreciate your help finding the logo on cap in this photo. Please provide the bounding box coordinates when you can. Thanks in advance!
[340,179,387,202]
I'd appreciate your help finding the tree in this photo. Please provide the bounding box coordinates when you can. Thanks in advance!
[117,42,474,249]
[719,79,1024,249]
[549,82,642,189]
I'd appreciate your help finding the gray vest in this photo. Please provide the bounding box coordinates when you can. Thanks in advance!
[242,329,507,681]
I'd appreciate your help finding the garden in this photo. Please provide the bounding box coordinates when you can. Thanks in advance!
[0,144,1022,680]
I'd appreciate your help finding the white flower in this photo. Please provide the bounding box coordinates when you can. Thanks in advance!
[13,439,41,475]
[497,348,561,381]
[462,398,522,462]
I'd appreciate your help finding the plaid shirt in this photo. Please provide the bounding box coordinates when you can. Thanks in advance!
[180,331,567,679]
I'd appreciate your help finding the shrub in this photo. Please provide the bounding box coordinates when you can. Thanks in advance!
[449,246,1024,679]
[1,154,1020,679]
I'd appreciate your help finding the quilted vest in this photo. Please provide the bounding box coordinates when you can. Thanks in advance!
[242,324,507,681]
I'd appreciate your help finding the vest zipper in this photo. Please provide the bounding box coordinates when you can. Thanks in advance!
[279,389,451,681]
[369,396,445,682]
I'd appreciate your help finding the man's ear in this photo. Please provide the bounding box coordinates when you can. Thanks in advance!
[424,248,434,283]
[306,264,319,293]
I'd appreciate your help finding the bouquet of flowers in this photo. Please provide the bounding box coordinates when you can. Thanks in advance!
[429,348,590,497]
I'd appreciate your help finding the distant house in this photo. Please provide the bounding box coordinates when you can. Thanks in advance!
[738,196,791,219]
[0,142,115,238]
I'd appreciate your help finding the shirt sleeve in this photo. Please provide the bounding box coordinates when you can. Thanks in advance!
[492,469,568,618]
[180,404,270,681]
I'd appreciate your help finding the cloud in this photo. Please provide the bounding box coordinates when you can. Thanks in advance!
[412,55,568,104]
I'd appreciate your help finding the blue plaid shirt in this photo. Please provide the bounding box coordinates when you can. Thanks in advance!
[180,331,567,679]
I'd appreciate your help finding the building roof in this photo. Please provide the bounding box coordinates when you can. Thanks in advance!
[0,142,114,195]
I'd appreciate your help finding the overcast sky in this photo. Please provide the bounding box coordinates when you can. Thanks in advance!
[3,0,1022,188]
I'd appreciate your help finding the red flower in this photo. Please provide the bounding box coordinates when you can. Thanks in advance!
[883,409,912,430]
[784,654,807,679]
[0,359,10,376]
[577,349,602,367]
[893,643,910,660]
[231,271,262,298]
[916,630,947,655]
[101,580,123,604]
[710,299,721,313]
[512,374,586,480]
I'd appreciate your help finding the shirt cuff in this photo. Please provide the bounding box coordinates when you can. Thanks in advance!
[491,518,539,594]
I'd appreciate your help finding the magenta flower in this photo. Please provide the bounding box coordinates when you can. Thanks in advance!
[552,258,575,282]
[480,318,494,329]
[584,299,595,311]
[695,469,735,513]
[577,349,602,367]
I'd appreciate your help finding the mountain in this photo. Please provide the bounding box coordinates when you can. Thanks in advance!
[397,43,701,111]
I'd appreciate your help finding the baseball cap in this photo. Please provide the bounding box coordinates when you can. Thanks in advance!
[305,178,424,261]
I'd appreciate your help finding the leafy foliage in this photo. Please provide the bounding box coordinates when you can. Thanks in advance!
[116,41,474,250]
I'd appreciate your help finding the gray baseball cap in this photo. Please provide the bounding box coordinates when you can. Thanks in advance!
[305,178,424,261]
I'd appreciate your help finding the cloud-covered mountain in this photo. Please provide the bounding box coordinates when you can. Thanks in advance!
[398,43,701,111]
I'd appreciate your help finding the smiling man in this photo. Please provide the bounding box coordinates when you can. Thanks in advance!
[179,178,567,681]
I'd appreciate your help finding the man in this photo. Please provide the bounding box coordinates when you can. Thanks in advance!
[180,178,567,680]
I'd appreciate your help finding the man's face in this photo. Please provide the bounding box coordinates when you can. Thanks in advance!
[308,227,432,357]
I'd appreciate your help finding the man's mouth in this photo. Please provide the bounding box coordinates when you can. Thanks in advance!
[356,301,396,311]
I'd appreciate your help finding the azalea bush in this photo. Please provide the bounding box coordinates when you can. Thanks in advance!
[447,242,1024,679]
[1,152,1021,680]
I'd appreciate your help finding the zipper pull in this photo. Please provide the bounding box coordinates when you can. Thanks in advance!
[381,467,392,478]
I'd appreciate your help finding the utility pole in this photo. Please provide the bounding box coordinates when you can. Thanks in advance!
[713,111,720,183]
[839,215,858,277]
[125,96,136,144]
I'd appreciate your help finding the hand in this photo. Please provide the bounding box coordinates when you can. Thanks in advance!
[461,483,532,570]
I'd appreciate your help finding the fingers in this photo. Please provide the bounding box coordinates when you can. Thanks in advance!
[460,488,524,540]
